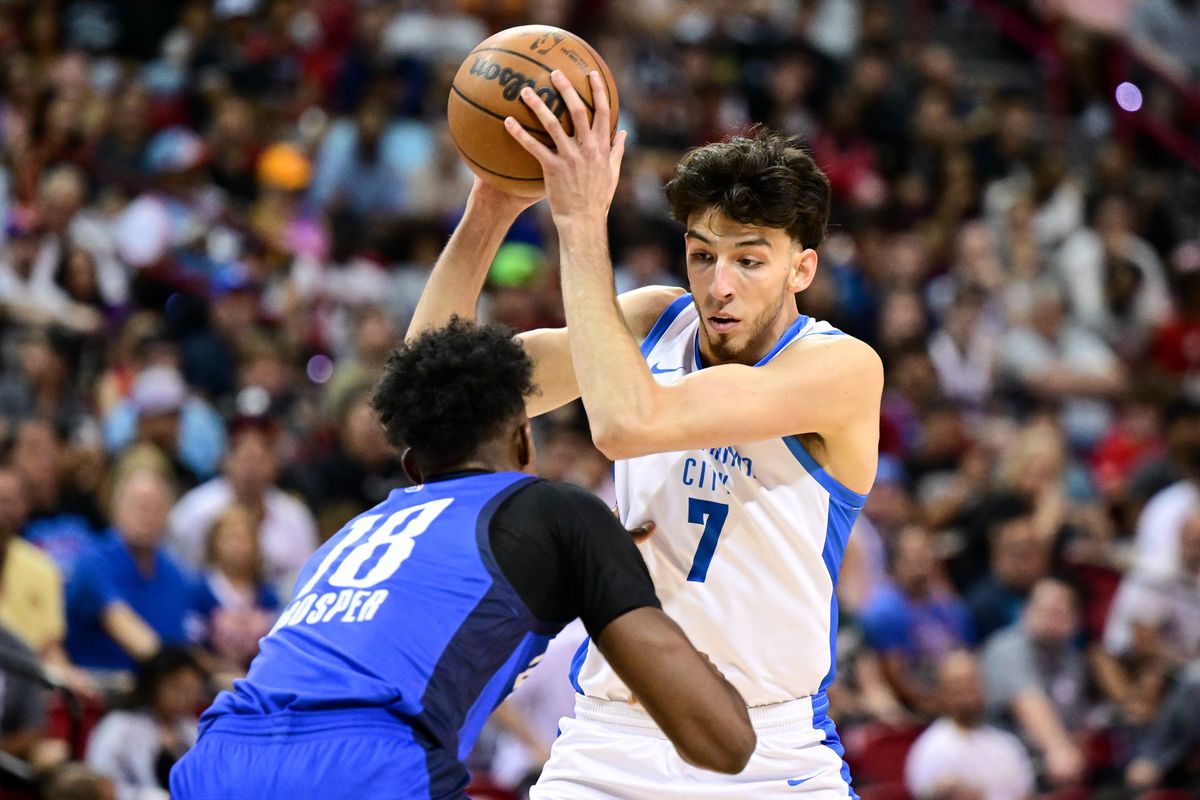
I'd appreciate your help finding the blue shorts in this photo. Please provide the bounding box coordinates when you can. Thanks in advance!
[169,709,468,800]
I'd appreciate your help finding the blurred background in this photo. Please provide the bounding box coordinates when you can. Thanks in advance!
[0,0,1197,799]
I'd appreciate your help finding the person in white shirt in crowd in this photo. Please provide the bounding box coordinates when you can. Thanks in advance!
[906,650,1036,800]
[86,648,207,800]
[1106,508,1200,665]
[168,414,316,596]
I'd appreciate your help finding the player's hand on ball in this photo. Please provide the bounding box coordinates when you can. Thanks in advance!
[504,69,627,226]
[467,175,542,218]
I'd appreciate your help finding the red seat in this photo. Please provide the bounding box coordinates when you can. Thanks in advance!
[45,692,108,759]
[1135,791,1198,800]
[465,774,518,800]
[843,722,926,786]
[857,780,913,800]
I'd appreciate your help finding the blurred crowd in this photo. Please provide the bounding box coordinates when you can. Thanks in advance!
[0,0,1198,799]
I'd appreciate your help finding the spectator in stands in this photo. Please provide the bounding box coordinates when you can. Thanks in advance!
[65,470,214,674]
[1124,658,1200,793]
[169,415,316,594]
[0,325,90,437]
[10,418,102,577]
[0,466,95,697]
[0,623,50,764]
[860,525,975,715]
[86,648,207,800]
[1134,422,1200,579]
[107,365,224,492]
[966,495,1051,640]
[200,504,280,670]
[1105,509,1200,665]
[998,279,1127,449]
[981,577,1088,787]
[1056,195,1172,352]
[43,763,117,800]
[291,385,406,539]
[905,650,1036,800]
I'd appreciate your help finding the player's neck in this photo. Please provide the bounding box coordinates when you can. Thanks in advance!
[699,306,802,367]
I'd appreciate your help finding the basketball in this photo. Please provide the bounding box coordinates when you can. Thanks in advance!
[447,25,619,196]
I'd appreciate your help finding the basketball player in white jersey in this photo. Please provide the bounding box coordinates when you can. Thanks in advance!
[410,70,881,798]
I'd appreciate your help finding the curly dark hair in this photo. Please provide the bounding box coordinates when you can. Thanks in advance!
[664,128,831,249]
[371,318,536,469]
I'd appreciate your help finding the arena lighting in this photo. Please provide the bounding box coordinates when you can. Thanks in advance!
[1115,81,1143,112]
[306,354,334,384]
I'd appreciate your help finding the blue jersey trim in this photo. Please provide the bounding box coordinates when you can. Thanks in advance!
[567,637,590,695]
[782,437,869,509]
[417,475,543,758]
[690,313,812,371]
[639,292,693,358]
[754,314,810,366]
[815,497,860,799]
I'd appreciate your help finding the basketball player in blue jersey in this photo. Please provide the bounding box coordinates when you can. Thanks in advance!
[410,72,882,797]
[168,320,755,800]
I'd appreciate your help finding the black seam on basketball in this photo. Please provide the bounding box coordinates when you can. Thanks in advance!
[457,148,544,182]
[468,46,597,115]
[450,85,555,143]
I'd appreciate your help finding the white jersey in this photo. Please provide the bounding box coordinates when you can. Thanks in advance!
[572,293,868,707]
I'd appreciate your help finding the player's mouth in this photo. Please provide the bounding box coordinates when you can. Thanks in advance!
[707,314,740,334]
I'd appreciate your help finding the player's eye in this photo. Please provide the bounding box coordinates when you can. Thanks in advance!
[688,252,713,263]
[738,258,761,268]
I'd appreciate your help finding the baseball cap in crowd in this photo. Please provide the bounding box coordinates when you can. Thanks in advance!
[210,262,259,298]
[131,366,187,416]
[257,142,312,192]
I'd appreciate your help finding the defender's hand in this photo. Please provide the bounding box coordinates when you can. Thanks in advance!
[503,70,626,227]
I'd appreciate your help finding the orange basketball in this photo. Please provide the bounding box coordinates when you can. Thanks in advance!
[448,25,619,197]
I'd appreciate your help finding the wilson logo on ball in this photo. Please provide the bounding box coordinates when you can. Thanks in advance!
[468,57,567,118]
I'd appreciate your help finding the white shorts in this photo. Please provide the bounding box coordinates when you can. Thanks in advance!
[531,693,858,799]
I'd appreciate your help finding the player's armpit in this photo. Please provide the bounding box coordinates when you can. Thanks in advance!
[518,286,684,417]
[593,606,755,774]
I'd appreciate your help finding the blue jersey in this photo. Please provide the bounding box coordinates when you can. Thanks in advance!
[195,472,558,787]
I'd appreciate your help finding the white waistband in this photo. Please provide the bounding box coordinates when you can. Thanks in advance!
[573,692,828,738]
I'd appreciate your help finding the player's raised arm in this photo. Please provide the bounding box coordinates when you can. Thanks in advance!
[517,285,682,417]
[405,179,539,341]
[507,70,882,480]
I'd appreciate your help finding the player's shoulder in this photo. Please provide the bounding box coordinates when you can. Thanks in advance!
[616,285,688,338]
[508,477,614,518]
[775,325,883,381]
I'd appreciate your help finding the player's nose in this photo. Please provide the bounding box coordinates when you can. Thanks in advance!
[709,260,736,300]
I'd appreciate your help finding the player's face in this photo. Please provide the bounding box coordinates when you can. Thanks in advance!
[684,209,816,366]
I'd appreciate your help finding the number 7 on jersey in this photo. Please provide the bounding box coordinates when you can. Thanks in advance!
[687,497,729,582]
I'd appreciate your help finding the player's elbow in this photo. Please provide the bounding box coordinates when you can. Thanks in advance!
[678,725,756,774]
[590,418,649,460]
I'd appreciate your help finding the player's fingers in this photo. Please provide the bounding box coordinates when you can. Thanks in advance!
[609,129,628,175]
[589,71,611,139]
[629,521,656,544]
[518,86,571,152]
[549,70,592,145]
[503,117,555,164]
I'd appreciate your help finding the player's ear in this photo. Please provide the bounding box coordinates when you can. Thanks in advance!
[787,243,817,294]
[515,419,535,473]
[400,448,423,485]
